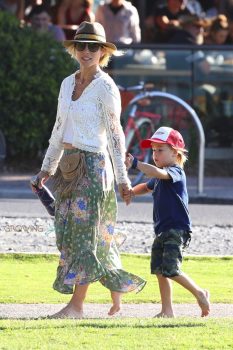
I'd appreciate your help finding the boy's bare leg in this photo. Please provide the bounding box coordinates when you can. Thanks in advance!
[171,273,210,317]
[108,291,122,316]
[155,274,175,318]
[49,284,89,319]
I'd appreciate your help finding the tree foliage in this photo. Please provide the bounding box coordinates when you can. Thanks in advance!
[0,13,76,162]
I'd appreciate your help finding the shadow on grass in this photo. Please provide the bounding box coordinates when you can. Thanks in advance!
[0,320,206,331]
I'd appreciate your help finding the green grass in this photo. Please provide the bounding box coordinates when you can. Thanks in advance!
[0,318,233,349]
[0,253,233,304]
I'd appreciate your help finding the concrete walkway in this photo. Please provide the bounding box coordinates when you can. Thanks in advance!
[1,173,233,204]
[0,303,232,319]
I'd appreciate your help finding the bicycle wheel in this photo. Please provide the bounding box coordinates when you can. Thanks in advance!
[125,118,153,186]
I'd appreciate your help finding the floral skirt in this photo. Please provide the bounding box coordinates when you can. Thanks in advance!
[53,149,146,294]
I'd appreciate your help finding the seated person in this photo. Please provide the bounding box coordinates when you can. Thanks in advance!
[145,0,191,43]
[167,15,209,71]
[0,0,25,20]
[199,0,221,17]
[226,14,233,43]
[204,14,229,44]
[186,0,204,16]
[95,0,141,44]
[28,4,65,42]
[166,15,210,100]
[56,0,95,39]
[168,14,206,44]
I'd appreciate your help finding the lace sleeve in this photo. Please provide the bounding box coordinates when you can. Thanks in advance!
[99,79,130,185]
[41,83,64,175]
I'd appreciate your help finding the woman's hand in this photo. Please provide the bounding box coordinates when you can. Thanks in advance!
[118,183,133,206]
[125,153,134,170]
[31,171,50,193]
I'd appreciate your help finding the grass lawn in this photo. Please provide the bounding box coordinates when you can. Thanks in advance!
[0,318,233,350]
[0,253,233,304]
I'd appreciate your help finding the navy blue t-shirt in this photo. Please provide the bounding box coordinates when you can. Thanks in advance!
[147,165,192,235]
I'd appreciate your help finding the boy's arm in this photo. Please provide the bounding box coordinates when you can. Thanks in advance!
[132,183,152,196]
[123,183,151,204]
[126,153,170,180]
[137,161,170,179]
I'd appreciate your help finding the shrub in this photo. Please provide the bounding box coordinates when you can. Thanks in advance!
[0,13,76,163]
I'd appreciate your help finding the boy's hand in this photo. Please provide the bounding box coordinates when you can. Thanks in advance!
[123,187,133,205]
[125,153,134,170]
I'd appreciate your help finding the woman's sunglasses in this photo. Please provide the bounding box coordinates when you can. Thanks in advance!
[75,42,102,53]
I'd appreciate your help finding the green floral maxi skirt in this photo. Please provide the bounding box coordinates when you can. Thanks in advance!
[53,149,146,294]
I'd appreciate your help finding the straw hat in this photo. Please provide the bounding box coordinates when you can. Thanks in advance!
[63,21,117,52]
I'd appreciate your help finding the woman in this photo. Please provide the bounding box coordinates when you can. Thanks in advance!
[34,21,146,319]
[0,0,25,21]
[57,0,95,39]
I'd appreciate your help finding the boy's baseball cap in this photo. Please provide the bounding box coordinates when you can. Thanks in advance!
[140,126,186,150]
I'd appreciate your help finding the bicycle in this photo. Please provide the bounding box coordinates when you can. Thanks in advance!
[119,82,203,186]
[119,82,161,185]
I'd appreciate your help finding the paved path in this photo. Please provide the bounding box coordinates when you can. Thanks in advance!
[1,198,233,226]
[0,303,232,319]
[1,174,233,203]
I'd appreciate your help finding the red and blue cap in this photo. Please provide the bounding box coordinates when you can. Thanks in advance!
[140,126,186,150]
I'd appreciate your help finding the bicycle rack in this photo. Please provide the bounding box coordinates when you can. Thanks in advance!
[128,91,205,196]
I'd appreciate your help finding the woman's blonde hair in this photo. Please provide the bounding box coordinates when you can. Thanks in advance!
[65,44,114,67]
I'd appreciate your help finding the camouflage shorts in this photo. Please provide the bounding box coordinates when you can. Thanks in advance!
[151,228,191,277]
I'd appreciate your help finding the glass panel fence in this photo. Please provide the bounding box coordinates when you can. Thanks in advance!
[107,47,233,153]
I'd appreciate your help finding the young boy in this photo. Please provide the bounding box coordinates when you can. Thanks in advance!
[125,126,210,317]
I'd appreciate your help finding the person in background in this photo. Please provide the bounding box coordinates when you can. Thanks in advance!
[125,126,210,318]
[166,15,210,100]
[186,0,204,16]
[168,13,205,44]
[32,21,146,319]
[226,14,233,43]
[199,0,222,17]
[145,0,191,43]
[0,0,25,20]
[57,0,95,39]
[95,0,141,44]
[28,4,66,41]
[204,14,229,45]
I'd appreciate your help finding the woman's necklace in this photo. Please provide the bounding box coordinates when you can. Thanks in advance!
[72,70,101,100]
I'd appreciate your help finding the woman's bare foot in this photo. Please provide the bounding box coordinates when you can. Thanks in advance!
[108,304,121,316]
[48,305,84,319]
[108,291,122,316]
[197,290,210,317]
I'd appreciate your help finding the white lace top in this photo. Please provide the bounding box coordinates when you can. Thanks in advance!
[62,112,73,144]
[41,70,130,185]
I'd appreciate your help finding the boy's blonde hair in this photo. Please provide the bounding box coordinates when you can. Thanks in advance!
[173,147,188,168]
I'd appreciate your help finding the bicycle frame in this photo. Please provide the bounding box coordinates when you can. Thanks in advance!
[125,98,161,143]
